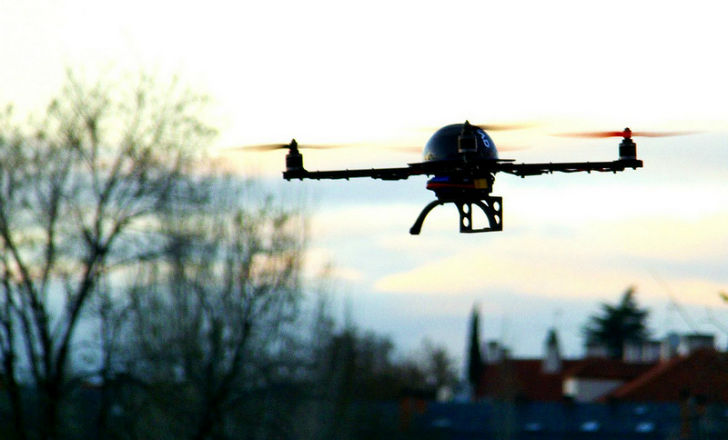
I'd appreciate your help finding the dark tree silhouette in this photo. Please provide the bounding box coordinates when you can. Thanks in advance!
[467,305,483,392]
[100,178,307,440]
[583,287,650,359]
[0,70,214,440]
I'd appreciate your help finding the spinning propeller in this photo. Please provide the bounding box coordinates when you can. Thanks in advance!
[555,128,695,139]
[227,139,338,151]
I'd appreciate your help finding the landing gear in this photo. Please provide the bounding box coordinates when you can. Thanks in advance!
[409,196,503,235]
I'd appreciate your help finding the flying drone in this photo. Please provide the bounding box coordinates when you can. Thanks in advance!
[245,122,674,234]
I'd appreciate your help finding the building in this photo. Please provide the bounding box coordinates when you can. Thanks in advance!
[563,358,656,402]
[476,329,580,402]
[607,348,728,402]
[476,329,727,404]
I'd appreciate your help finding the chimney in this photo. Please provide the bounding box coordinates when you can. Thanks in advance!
[542,328,562,374]
[661,332,679,361]
[484,340,504,364]
[678,333,715,356]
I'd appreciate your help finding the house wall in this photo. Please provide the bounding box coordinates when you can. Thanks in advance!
[624,341,661,363]
[564,378,623,402]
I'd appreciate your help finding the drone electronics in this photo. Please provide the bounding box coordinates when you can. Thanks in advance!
[245,122,682,235]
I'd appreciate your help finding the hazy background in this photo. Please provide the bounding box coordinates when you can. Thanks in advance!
[3,0,728,360]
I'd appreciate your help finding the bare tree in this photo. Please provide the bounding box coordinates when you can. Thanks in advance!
[418,339,457,392]
[0,70,215,440]
[112,178,306,440]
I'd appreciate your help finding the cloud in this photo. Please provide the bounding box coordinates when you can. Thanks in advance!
[372,241,635,299]
[586,213,728,262]
[303,247,366,282]
[372,210,728,307]
[300,173,728,309]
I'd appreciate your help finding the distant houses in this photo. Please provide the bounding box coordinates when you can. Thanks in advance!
[474,330,728,404]
[411,329,728,439]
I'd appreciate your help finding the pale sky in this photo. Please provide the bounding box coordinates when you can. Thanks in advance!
[3,0,728,361]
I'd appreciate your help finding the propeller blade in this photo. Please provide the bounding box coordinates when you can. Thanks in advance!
[497,144,530,152]
[629,131,697,137]
[418,121,536,134]
[554,129,697,139]
[225,142,344,152]
[227,143,290,152]
[555,131,629,138]
[470,122,536,131]
[381,146,425,154]
[381,144,528,154]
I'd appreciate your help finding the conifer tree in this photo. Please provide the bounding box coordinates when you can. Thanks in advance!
[583,287,650,359]
[467,306,483,391]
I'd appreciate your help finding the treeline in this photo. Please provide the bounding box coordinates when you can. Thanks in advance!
[0,71,456,440]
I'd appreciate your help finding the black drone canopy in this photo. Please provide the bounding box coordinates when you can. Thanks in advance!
[423,122,498,161]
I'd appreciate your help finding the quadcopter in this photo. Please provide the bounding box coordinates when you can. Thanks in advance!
[246,122,664,234]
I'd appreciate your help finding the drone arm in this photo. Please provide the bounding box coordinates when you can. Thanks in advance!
[283,165,429,181]
[496,159,643,177]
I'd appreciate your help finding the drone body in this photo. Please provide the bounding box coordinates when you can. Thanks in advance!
[278,121,644,234]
